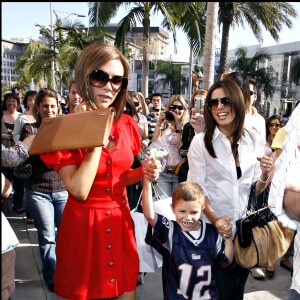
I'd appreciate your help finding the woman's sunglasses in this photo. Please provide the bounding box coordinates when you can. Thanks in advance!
[207,96,230,111]
[133,101,140,107]
[269,123,281,128]
[170,104,184,110]
[89,69,128,92]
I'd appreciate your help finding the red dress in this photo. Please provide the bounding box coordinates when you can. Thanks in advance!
[40,114,141,300]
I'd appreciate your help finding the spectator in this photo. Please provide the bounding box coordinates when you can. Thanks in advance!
[1,92,25,213]
[39,42,162,300]
[12,86,25,113]
[19,88,68,292]
[12,90,37,224]
[13,90,37,143]
[187,79,273,299]
[128,91,149,153]
[151,95,189,196]
[265,114,284,154]
[146,92,164,142]
[64,79,83,114]
[179,89,207,183]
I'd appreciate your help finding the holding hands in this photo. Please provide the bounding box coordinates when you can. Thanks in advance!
[142,155,162,182]
[215,216,232,239]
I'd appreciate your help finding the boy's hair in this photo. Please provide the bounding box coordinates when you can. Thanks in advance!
[172,181,205,205]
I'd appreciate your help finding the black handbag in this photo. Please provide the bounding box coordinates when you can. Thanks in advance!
[234,183,294,269]
[13,159,32,179]
[236,184,272,248]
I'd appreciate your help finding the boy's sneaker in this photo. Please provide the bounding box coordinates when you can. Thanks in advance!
[250,267,265,279]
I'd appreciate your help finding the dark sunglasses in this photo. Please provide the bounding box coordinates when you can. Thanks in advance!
[269,123,281,128]
[207,96,230,111]
[170,104,184,110]
[133,101,140,107]
[89,69,128,92]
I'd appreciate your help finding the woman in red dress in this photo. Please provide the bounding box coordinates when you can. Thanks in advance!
[40,42,161,300]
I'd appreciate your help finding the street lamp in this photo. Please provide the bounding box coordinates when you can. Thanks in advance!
[49,2,86,90]
[55,11,86,18]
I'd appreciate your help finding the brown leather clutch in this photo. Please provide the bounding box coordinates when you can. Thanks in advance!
[29,107,115,155]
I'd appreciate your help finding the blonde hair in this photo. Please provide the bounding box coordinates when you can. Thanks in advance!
[75,42,130,121]
[165,95,189,126]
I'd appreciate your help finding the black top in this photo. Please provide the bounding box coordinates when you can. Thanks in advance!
[20,123,66,193]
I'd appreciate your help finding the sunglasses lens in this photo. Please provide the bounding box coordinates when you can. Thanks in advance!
[89,69,127,91]
[89,70,109,88]
[134,102,139,107]
[208,100,219,110]
[270,123,280,128]
[208,97,229,110]
[111,76,123,85]
[171,105,183,110]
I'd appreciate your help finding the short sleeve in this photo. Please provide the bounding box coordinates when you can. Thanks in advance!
[39,150,75,171]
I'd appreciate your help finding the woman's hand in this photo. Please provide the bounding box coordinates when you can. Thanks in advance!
[215,216,232,239]
[142,155,162,182]
[257,155,274,178]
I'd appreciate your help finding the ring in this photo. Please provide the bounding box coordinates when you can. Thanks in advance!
[223,234,228,238]
[263,163,267,167]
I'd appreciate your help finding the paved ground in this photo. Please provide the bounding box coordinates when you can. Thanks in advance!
[6,209,293,300]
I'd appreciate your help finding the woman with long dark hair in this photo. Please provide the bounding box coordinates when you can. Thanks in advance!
[187,79,273,299]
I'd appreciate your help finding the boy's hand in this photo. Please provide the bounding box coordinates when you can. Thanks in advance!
[215,216,232,239]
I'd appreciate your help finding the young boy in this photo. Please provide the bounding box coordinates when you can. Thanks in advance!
[142,178,234,299]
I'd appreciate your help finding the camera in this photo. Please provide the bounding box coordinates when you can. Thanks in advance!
[165,111,174,121]
[194,96,204,113]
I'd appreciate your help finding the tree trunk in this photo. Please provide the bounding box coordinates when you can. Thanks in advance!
[218,20,231,79]
[142,16,150,97]
[202,2,218,91]
[218,3,234,79]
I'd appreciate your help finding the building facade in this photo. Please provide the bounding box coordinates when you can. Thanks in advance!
[1,38,29,88]
[1,24,169,96]
[227,41,300,118]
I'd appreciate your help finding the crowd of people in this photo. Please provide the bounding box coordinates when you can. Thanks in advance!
[1,41,299,300]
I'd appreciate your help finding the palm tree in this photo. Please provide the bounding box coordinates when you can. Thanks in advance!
[229,47,271,77]
[202,2,218,91]
[15,13,95,91]
[229,46,274,101]
[153,59,187,94]
[88,2,206,97]
[218,2,297,79]
[291,57,300,85]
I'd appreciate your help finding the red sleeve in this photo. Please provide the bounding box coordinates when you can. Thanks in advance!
[39,150,75,172]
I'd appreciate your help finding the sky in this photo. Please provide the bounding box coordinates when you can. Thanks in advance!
[2,2,300,62]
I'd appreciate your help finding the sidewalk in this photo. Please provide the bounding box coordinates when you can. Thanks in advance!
[7,210,292,300]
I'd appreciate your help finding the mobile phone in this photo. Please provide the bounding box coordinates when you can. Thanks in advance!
[194,96,204,113]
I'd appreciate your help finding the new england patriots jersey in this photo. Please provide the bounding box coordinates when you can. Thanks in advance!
[145,214,231,299]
